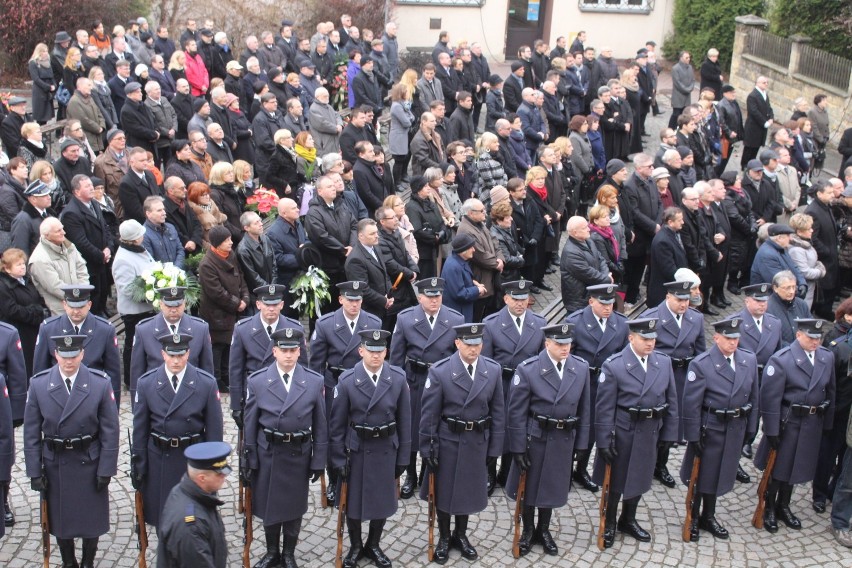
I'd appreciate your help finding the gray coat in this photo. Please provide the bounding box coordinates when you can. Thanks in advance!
[132,364,224,526]
[670,61,696,109]
[308,101,343,157]
[244,363,327,523]
[569,131,593,175]
[389,101,415,156]
[559,236,610,313]
[505,351,591,508]
[66,92,106,152]
[330,363,412,520]
[145,97,178,149]
[419,353,506,514]
[736,309,785,366]
[592,347,679,499]
[679,346,759,496]
[23,365,120,538]
[754,341,835,483]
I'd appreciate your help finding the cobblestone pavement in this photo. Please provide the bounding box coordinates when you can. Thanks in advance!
[2,81,851,568]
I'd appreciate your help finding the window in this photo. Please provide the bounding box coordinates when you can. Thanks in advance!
[397,0,484,5]
[580,0,653,14]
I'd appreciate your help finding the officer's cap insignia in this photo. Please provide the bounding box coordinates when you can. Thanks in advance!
[373,330,381,340]
[732,320,738,328]
[760,284,768,292]
[562,324,569,333]
[816,321,823,329]
[649,320,656,329]
[173,334,180,343]
[269,285,275,294]
[519,281,526,289]
[72,288,80,297]
[285,328,293,338]
[471,325,478,333]
[64,336,73,346]
[431,278,437,286]
[607,285,614,293]
[171,287,177,295]
[353,281,360,290]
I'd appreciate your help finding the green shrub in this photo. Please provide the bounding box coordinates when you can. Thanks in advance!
[768,0,852,60]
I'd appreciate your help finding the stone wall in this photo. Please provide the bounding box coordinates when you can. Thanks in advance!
[729,15,852,148]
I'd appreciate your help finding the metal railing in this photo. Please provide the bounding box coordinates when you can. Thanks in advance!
[797,44,852,92]
[744,28,792,68]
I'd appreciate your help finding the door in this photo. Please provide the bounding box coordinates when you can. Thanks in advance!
[505,0,547,58]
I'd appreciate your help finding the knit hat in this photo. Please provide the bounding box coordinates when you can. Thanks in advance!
[209,225,231,248]
[510,61,524,72]
[490,185,509,204]
[677,145,692,159]
[193,98,209,112]
[451,232,477,254]
[605,159,626,176]
[119,219,146,241]
[106,129,124,143]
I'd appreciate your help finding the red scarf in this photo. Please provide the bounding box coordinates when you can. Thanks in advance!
[528,180,547,201]
[589,223,619,261]
[210,246,230,260]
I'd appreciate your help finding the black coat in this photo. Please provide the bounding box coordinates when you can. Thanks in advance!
[0,271,47,376]
[251,111,286,178]
[351,71,382,114]
[503,75,524,113]
[744,88,774,148]
[624,173,662,257]
[353,158,387,214]
[560,236,609,313]
[405,194,444,262]
[648,226,689,306]
[59,197,115,269]
[378,227,419,314]
[699,58,723,100]
[171,93,195,139]
[742,174,781,224]
[263,145,302,198]
[121,99,159,153]
[119,170,161,224]
[344,242,392,318]
[804,198,839,289]
[717,98,744,141]
[164,197,204,251]
[680,206,713,273]
[303,196,358,273]
[339,124,372,165]
[1,112,27,158]
[447,106,475,145]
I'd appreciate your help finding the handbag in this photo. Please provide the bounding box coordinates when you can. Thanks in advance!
[55,82,71,106]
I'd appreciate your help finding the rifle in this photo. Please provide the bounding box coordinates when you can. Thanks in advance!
[682,455,701,542]
[242,442,253,568]
[335,453,349,568]
[752,448,777,529]
[427,468,435,562]
[237,425,244,514]
[40,473,49,568]
[511,470,527,558]
[129,429,148,568]
[321,472,328,508]
[597,463,611,551]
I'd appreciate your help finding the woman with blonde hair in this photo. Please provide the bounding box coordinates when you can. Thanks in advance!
[187,181,228,249]
[18,123,48,168]
[208,161,243,240]
[383,195,419,264]
[475,132,507,203]
[588,204,623,284]
[28,160,65,211]
[232,160,255,206]
[389,82,415,187]
[621,68,642,154]
[294,131,318,182]
[787,212,826,308]
[62,47,84,98]
[168,50,187,83]
[28,43,56,124]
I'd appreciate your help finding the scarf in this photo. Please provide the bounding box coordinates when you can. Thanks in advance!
[589,223,619,261]
[295,144,317,178]
[529,179,547,201]
[119,241,148,254]
[210,246,230,260]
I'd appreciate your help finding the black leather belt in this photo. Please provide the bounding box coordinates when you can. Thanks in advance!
[702,403,753,421]
[501,366,515,381]
[152,431,201,449]
[785,401,830,417]
[406,357,431,372]
[588,366,601,375]
[442,415,492,433]
[618,404,669,420]
[351,421,397,439]
[532,413,578,431]
[671,357,695,369]
[263,428,312,444]
[329,366,347,379]
[44,433,98,451]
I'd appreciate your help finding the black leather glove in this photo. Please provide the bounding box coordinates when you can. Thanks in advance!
[241,468,256,487]
[395,465,406,479]
[336,465,350,480]
[527,238,537,247]
[690,440,704,458]
[310,469,323,482]
[512,452,531,471]
[424,453,439,471]
[599,447,617,465]
[96,476,111,491]
[232,410,243,429]
[31,476,48,492]
[131,472,145,490]
[767,435,780,450]
[12,419,23,428]
[796,285,808,299]
[436,230,445,242]
[486,456,498,468]
[657,440,673,452]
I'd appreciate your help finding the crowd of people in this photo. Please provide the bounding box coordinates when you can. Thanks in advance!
[0,11,850,567]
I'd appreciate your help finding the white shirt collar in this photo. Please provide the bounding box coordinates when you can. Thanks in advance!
[169,366,188,391]
[629,346,648,370]
[363,363,383,385]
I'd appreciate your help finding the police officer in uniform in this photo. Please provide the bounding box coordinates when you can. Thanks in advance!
[481,280,546,491]
[130,287,215,406]
[229,285,308,427]
[244,328,327,568]
[34,285,121,408]
[330,330,411,568]
[309,281,381,505]
[391,278,464,499]
[0,371,13,538]
[566,283,629,492]
[24,334,120,568]
[0,321,26,527]
[505,323,590,556]
[737,283,784,465]
[131,332,224,529]
[640,280,706,487]
[680,318,760,542]
[754,319,836,533]
[419,323,506,564]
[593,318,679,548]
[158,442,232,568]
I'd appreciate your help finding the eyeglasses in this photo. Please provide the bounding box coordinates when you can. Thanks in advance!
[470,209,485,213]
[381,216,396,221]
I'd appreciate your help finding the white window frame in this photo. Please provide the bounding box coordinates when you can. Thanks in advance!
[579,0,654,14]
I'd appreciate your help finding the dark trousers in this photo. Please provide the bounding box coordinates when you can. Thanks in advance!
[392,153,410,185]
[813,413,850,502]
[90,267,111,317]
[121,311,155,386]
[813,287,837,320]
[668,108,684,129]
[212,343,230,387]
[623,254,647,304]
[741,145,760,169]
[472,101,484,132]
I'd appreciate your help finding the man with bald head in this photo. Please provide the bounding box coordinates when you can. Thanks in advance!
[309,87,344,157]
[560,216,611,313]
[266,197,308,296]
[144,80,177,166]
[742,76,774,167]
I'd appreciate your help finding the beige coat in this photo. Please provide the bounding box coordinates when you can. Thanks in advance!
[189,201,227,249]
[456,214,505,298]
[66,92,106,153]
[93,150,128,219]
[28,237,90,315]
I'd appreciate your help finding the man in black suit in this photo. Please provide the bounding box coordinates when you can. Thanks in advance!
[344,219,393,321]
[503,62,525,114]
[121,82,160,155]
[108,60,133,118]
[59,174,116,316]
[162,176,203,254]
[717,85,744,175]
[119,147,162,223]
[805,179,840,319]
[742,76,774,168]
[435,52,459,116]
[623,154,662,305]
[352,141,387,215]
[647,207,689,307]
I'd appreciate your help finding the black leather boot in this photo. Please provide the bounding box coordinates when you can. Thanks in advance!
[486,459,496,496]
[603,493,620,549]
[617,498,651,542]
[450,515,477,560]
[572,450,599,492]
[532,508,558,555]
[496,453,511,487]
[698,494,729,539]
[3,485,13,527]
[80,538,98,568]
[400,453,417,499]
[326,468,337,507]
[517,505,534,556]
[763,480,779,533]
[57,538,78,568]
[688,493,701,543]
[281,534,298,568]
[776,483,802,530]
[343,518,364,568]
[433,512,451,565]
[653,446,676,488]
[255,524,282,568]
[364,520,391,567]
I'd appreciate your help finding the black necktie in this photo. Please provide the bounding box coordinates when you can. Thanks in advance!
[266,325,273,337]
[640,357,646,367]
[73,325,80,335]
[755,318,761,331]
[675,314,682,325]
[429,315,435,326]
[467,364,474,378]
[371,374,378,385]
[599,317,605,327]
[556,361,562,373]
[42,211,48,219]
[172,375,179,391]
[515,317,522,330]
[169,324,177,335]
[726,357,733,369]
[65,378,72,393]
[282,373,290,390]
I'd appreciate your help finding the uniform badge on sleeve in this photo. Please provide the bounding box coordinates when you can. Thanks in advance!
[513,375,520,386]
[333,386,338,399]
[766,365,775,377]
[598,373,605,383]
[425,378,431,389]
[687,371,696,382]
